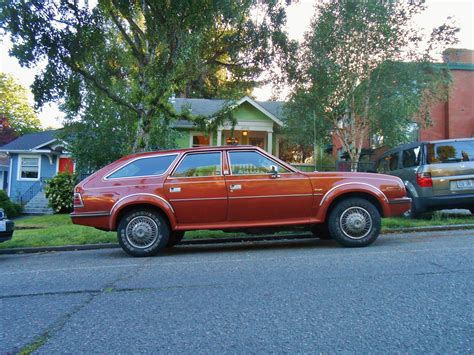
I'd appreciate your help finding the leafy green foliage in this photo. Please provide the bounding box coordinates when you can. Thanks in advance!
[0,190,22,218]
[1,0,292,152]
[44,173,76,213]
[285,0,458,164]
[0,73,42,135]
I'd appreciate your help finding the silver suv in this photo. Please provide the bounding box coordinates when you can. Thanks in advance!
[376,138,474,218]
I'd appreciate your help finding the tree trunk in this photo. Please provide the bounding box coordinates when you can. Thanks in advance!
[133,112,151,152]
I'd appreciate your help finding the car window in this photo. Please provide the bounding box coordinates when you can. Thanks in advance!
[107,154,177,179]
[389,152,400,171]
[426,140,474,164]
[173,152,221,177]
[228,151,289,175]
[402,146,421,168]
[376,156,389,173]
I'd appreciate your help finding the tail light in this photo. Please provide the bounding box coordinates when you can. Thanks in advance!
[73,192,84,208]
[416,170,432,187]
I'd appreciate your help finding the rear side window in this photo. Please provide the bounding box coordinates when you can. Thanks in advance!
[228,151,289,175]
[426,140,474,164]
[107,154,177,179]
[389,152,400,171]
[402,146,421,168]
[173,152,221,177]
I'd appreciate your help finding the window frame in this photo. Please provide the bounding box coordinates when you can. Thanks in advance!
[170,151,223,178]
[190,131,213,148]
[104,153,179,181]
[17,155,41,181]
[402,145,422,169]
[227,149,292,176]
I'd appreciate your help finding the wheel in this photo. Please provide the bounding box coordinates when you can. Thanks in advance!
[311,224,332,240]
[166,231,185,248]
[327,197,381,247]
[117,209,170,257]
[403,191,419,219]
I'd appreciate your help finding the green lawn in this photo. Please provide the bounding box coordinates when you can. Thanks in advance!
[1,212,473,250]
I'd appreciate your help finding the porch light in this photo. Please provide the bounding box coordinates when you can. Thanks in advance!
[242,131,248,136]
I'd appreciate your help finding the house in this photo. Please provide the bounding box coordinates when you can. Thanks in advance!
[0,129,74,214]
[171,96,285,156]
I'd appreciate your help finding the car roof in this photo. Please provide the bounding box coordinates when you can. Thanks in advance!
[121,145,263,160]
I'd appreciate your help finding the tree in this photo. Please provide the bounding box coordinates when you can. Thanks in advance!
[0,73,42,135]
[1,0,292,152]
[285,0,458,169]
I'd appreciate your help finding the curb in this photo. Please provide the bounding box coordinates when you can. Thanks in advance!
[1,224,474,255]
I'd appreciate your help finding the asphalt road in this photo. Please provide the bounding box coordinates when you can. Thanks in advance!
[1,230,473,354]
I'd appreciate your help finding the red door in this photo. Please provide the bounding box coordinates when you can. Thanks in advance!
[59,158,74,174]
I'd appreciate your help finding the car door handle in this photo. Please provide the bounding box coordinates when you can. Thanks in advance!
[169,187,181,193]
[230,184,241,191]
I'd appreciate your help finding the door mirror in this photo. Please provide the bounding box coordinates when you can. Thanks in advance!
[270,165,280,178]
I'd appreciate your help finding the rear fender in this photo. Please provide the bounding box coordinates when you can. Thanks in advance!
[109,193,177,231]
[316,183,389,220]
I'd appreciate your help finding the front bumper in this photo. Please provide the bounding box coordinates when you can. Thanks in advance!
[0,219,14,243]
[388,197,412,216]
[416,193,474,212]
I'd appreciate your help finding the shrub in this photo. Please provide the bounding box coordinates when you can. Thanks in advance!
[0,190,22,218]
[44,173,77,213]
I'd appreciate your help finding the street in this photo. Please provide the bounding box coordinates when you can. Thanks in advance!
[1,230,473,354]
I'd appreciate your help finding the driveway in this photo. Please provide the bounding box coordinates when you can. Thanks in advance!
[1,230,473,353]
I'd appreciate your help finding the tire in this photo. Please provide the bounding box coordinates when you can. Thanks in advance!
[327,197,381,248]
[403,191,419,219]
[166,231,185,248]
[311,224,332,240]
[117,209,170,257]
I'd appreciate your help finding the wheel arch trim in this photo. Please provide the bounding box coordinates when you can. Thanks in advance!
[109,193,177,230]
[317,183,389,219]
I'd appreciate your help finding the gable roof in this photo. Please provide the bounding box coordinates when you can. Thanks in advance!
[0,129,62,152]
[171,96,285,127]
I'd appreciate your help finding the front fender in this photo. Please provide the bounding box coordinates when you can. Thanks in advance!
[316,183,390,220]
[109,193,177,231]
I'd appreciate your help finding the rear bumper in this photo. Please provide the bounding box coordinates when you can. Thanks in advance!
[416,193,474,212]
[387,197,412,217]
[0,219,14,243]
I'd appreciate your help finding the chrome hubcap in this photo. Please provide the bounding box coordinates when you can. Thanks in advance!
[125,216,159,249]
[339,207,372,240]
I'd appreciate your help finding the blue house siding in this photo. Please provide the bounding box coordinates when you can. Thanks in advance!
[9,154,58,203]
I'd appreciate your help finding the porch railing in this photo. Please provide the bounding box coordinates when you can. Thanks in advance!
[20,178,48,205]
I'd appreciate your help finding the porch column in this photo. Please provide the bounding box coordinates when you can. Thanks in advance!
[267,131,273,154]
[217,129,222,146]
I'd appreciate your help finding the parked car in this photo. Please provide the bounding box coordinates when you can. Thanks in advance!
[71,146,410,257]
[0,208,14,243]
[376,138,474,218]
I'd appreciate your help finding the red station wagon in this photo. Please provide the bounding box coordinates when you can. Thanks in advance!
[71,146,411,256]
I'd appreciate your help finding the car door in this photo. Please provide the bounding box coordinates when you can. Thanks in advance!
[164,151,228,225]
[224,150,313,223]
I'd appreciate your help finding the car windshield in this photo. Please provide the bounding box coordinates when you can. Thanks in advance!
[426,140,474,164]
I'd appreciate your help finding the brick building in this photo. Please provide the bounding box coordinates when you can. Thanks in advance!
[420,48,474,141]
[332,48,474,162]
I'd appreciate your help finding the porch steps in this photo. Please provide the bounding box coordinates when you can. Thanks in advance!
[23,191,54,215]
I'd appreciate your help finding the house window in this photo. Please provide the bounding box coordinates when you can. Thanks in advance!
[192,134,210,147]
[19,156,40,180]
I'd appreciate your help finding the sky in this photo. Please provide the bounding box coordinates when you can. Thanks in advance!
[0,0,473,129]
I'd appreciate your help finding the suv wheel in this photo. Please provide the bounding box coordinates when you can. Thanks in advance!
[166,231,185,248]
[117,209,170,257]
[327,198,381,247]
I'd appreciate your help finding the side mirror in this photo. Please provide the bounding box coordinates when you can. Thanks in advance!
[270,165,280,179]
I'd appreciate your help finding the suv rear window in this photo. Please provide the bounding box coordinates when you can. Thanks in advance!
[426,140,474,164]
[107,154,177,179]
